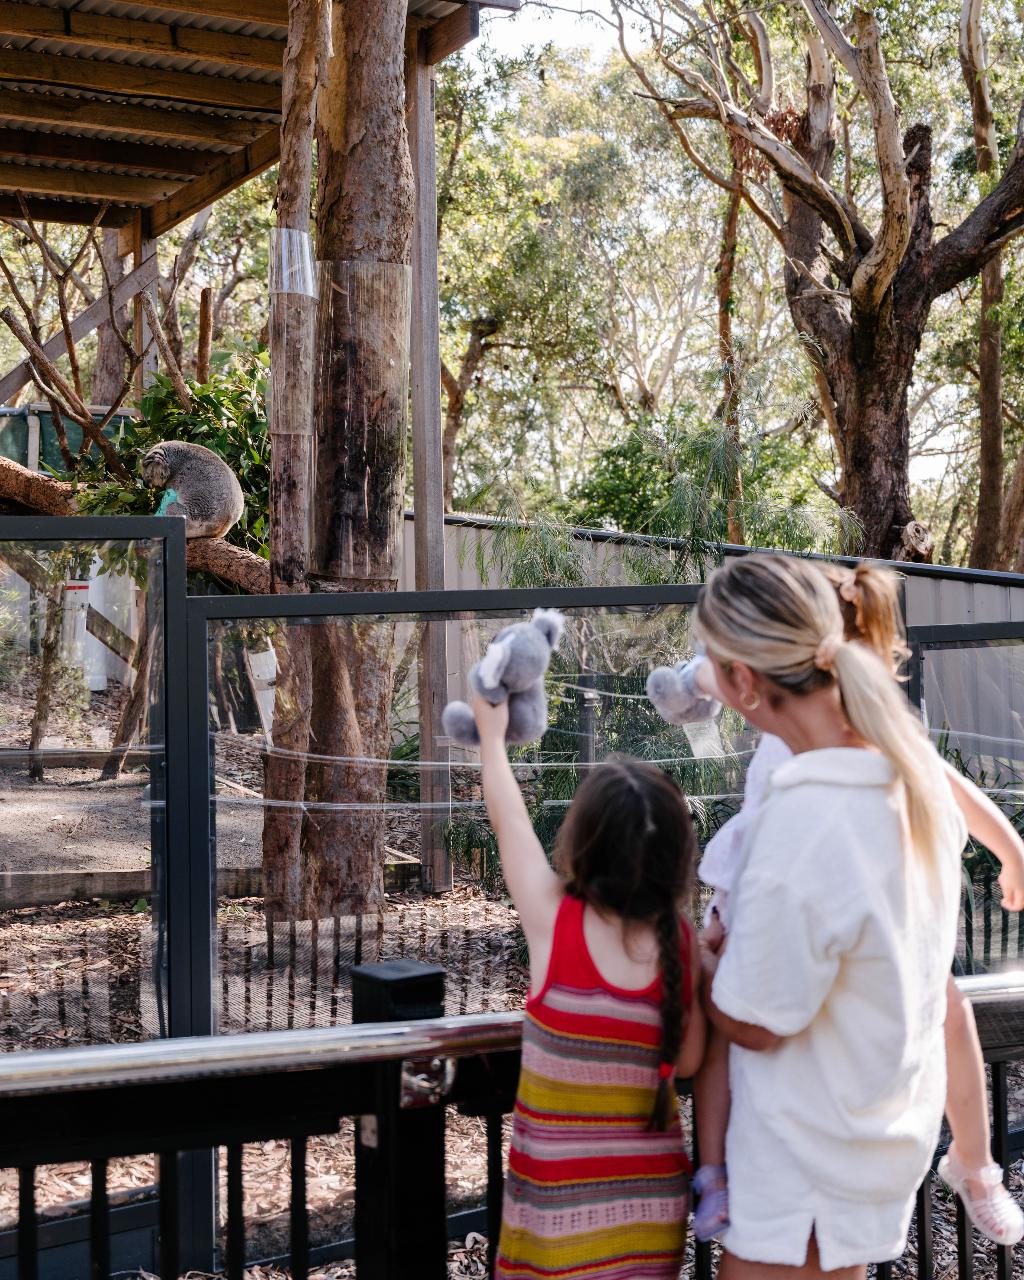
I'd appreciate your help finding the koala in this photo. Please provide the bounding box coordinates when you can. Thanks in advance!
[646,650,722,725]
[141,441,244,539]
[442,608,565,747]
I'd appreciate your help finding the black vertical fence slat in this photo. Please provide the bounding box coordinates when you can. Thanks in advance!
[991,1060,1013,1280]
[916,1174,933,1280]
[290,1132,309,1280]
[18,1165,38,1280]
[486,1111,503,1278]
[955,1198,974,1280]
[90,1158,110,1280]
[226,1142,245,1280]
[159,1151,180,1280]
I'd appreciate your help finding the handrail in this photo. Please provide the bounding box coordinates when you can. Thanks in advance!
[3,972,1024,1098]
[0,1010,524,1096]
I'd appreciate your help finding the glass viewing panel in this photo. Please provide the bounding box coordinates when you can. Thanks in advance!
[0,538,169,1052]
[921,637,1024,975]
[206,599,756,1259]
[206,601,758,1042]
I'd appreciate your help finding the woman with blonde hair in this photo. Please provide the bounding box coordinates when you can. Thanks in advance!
[661,560,1024,1247]
[692,553,967,1279]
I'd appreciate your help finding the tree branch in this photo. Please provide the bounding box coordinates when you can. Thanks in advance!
[926,118,1024,297]
[0,455,270,593]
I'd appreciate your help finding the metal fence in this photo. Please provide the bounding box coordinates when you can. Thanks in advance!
[6,517,1024,1276]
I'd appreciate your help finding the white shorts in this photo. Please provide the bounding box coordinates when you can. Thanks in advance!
[723,1054,916,1270]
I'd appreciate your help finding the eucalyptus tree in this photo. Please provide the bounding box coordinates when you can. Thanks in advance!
[605,0,1024,558]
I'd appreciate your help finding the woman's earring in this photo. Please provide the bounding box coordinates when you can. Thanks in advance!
[740,691,761,712]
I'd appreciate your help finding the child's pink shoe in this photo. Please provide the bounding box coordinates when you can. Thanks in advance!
[938,1152,1024,1246]
[693,1164,730,1242]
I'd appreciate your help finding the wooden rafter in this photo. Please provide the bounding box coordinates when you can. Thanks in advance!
[0,49,282,112]
[0,160,184,203]
[0,128,215,176]
[427,3,480,64]
[124,0,287,25]
[0,2,283,72]
[147,127,279,236]
[0,89,267,145]
[0,195,132,226]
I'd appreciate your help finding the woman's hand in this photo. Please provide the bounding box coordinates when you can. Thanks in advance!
[1000,850,1024,912]
[703,908,726,956]
[471,691,509,747]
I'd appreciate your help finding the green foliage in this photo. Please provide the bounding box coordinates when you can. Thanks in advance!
[75,348,270,560]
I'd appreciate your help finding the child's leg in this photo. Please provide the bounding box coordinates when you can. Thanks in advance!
[940,976,1024,1244]
[692,1023,731,1240]
[943,976,991,1173]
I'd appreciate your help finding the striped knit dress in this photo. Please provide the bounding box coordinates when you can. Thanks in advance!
[496,894,693,1280]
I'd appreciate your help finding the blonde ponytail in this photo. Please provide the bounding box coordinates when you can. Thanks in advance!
[828,638,944,863]
[694,554,946,863]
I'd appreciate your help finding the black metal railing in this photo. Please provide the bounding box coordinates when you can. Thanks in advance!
[2,967,1024,1280]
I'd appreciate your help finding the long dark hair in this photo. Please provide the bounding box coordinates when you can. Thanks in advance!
[554,758,698,1130]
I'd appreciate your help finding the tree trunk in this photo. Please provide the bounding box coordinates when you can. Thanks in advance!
[261,0,328,924]
[784,93,931,558]
[971,254,1004,566]
[961,0,1005,568]
[441,318,498,511]
[91,230,128,405]
[280,0,415,919]
[716,169,744,544]
[28,589,63,782]
[441,374,464,513]
[196,287,213,383]
[100,593,151,780]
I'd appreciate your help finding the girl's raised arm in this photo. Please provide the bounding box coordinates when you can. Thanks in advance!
[944,762,1024,910]
[473,693,563,955]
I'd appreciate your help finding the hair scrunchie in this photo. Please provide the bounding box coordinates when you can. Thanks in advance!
[814,632,843,672]
[838,574,861,607]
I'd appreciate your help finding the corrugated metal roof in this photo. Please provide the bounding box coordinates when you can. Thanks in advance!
[0,0,516,232]
[0,34,282,83]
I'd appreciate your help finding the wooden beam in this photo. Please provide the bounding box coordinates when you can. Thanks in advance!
[0,252,159,406]
[0,160,185,204]
[120,0,287,26]
[0,3,284,72]
[426,3,480,63]
[146,127,279,237]
[0,89,266,146]
[0,129,214,177]
[0,195,133,227]
[0,49,281,113]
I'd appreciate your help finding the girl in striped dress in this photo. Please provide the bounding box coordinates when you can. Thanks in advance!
[470,691,706,1280]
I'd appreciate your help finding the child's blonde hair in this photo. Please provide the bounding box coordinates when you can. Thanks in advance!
[694,554,945,863]
[822,561,909,674]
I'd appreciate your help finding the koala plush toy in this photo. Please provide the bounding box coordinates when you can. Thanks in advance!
[442,608,565,747]
[142,441,245,540]
[646,650,722,726]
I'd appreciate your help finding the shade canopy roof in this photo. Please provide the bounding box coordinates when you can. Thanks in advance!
[0,0,519,238]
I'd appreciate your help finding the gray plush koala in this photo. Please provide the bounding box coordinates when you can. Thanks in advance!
[141,441,245,539]
[646,650,721,725]
[442,608,565,746]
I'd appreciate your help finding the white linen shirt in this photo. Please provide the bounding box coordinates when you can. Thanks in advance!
[712,747,966,1209]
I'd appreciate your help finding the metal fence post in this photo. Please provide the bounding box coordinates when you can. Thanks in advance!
[352,959,448,1280]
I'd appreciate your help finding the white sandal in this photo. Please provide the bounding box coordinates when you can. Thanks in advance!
[938,1153,1024,1246]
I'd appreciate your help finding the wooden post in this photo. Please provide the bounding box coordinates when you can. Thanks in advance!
[131,212,157,397]
[407,29,451,894]
[196,286,213,383]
